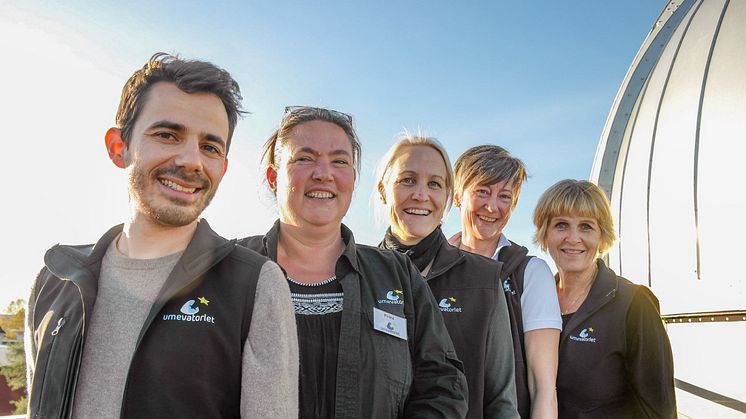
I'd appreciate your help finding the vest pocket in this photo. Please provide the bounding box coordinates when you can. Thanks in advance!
[363,311,412,414]
[32,312,78,419]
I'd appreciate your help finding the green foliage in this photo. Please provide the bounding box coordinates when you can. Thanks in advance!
[1,299,27,414]
[0,299,25,340]
[4,299,24,316]
[1,341,26,391]
[10,395,26,415]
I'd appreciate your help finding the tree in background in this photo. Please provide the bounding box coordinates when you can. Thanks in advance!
[0,299,24,340]
[0,342,26,414]
[0,299,26,415]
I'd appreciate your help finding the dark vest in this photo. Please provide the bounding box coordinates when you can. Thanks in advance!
[121,253,259,418]
[498,243,533,419]
[29,222,263,419]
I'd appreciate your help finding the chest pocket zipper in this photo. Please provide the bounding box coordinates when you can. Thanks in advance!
[51,317,66,336]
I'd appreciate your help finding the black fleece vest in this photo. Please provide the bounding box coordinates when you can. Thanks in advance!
[498,243,533,419]
[120,251,260,418]
[30,232,264,419]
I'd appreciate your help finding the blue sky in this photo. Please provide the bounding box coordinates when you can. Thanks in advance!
[0,1,665,307]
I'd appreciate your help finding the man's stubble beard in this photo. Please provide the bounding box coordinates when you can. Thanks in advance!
[128,166,217,227]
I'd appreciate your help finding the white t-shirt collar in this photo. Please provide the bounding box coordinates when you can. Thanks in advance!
[491,233,511,260]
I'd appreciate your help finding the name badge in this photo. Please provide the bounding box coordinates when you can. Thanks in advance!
[373,307,407,340]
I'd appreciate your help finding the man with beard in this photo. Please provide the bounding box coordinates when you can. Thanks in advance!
[25,53,298,419]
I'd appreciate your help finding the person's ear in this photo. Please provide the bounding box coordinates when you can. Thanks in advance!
[222,159,229,175]
[266,166,278,193]
[453,191,461,208]
[377,181,386,204]
[105,127,127,168]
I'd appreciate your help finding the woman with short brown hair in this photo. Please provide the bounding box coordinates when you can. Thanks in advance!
[450,145,561,419]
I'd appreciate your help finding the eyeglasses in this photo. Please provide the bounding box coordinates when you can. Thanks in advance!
[283,105,354,124]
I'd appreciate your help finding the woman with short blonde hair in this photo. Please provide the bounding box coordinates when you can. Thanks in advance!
[533,179,616,254]
[533,179,676,418]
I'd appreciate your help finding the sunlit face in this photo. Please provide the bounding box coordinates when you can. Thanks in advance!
[545,215,602,276]
[268,120,355,228]
[116,82,229,227]
[383,145,448,245]
[458,179,515,244]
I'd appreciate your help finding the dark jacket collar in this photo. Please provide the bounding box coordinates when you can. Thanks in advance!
[261,219,361,275]
[154,219,236,303]
[427,231,465,279]
[43,223,124,312]
[497,241,530,280]
[562,259,619,339]
[260,220,281,262]
[44,219,237,348]
[45,219,233,280]
[44,224,122,283]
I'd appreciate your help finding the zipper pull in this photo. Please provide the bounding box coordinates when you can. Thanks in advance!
[51,317,66,336]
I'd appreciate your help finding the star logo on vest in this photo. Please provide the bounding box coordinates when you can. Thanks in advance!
[503,278,516,295]
[163,297,216,324]
[438,296,463,313]
[378,289,404,305]
[569,327,596,343]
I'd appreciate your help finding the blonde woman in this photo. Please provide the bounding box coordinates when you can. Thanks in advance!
[533,179,675,418]
[376,134,519,418]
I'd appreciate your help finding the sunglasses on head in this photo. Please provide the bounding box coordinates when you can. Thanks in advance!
[283,105,353,124]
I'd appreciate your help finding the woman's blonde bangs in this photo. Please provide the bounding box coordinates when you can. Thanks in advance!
[533,180,616,254]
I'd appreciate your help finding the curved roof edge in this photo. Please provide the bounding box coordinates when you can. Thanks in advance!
[590,0,694,196]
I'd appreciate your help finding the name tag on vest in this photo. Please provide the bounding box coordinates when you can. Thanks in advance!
[373,307,407,340]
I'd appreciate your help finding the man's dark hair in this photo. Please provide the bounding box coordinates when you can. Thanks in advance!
[116,52,245,152]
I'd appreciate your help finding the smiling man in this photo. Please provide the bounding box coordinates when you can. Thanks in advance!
[25,53,298,418]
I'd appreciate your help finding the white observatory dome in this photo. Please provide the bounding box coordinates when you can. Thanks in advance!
[591,0,746,316]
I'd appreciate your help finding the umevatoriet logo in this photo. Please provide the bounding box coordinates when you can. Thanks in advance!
[378,289,404,305]
[438,296,463,313]
[163,296,215,324]
[503,279,516,295]
[569,327,596,343]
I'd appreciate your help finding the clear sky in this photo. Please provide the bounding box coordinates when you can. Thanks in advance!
[0,1,666,308]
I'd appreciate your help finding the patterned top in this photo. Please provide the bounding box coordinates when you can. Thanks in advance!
[288,276,344,418]
[291,291,344,315]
